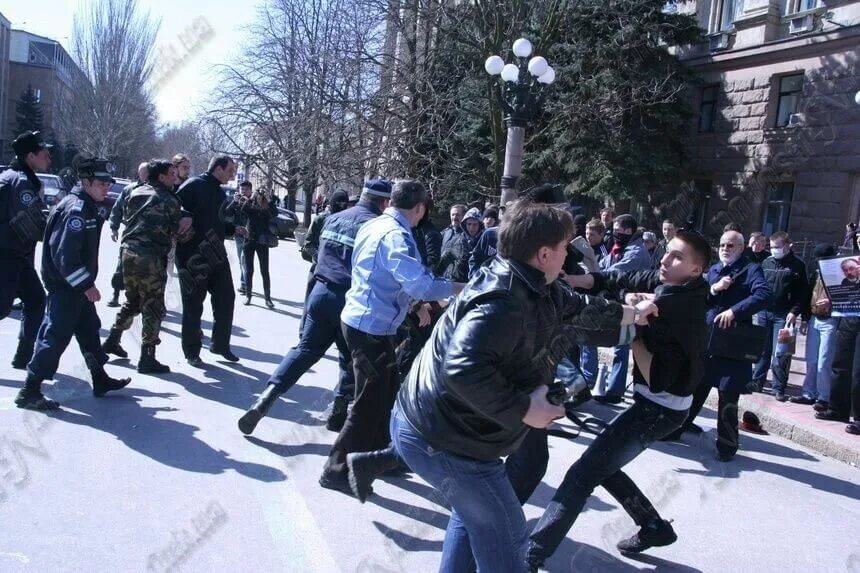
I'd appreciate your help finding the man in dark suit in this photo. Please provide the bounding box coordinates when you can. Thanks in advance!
[667,230,772,460]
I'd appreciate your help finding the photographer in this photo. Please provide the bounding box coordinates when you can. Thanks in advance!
[239,188,278,308]
[386,201,654,572]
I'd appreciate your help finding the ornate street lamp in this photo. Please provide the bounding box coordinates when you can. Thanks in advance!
[485,38,556,205]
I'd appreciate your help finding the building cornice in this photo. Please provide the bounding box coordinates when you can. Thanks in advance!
[681,24,860,71]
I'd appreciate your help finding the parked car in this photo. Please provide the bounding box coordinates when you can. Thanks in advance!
[104,178,133,211]
[274,207,299,239]
[37,173,67,210]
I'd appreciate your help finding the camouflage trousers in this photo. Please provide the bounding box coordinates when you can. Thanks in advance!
[111,250,168,345]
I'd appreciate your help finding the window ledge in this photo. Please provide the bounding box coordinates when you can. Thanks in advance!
[781,6,827,22]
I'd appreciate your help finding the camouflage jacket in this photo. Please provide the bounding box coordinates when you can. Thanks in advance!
[121,182,190,257]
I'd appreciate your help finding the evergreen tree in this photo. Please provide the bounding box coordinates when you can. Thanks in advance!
[12,84,45,139]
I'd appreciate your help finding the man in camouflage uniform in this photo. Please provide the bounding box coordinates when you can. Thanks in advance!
[106,162,149,307]
[102,159,193,373]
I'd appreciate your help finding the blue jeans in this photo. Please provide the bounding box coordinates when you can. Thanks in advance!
[580,345,599,386]
[752,311,792,393]
[268,281,354,399]
[802,317,839,402]
[526,395,688,567]
[234,236,247,288]
[604,344,630,397]
[391,410,528,573]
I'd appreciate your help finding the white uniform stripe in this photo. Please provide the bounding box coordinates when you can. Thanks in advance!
[66,268,87,283]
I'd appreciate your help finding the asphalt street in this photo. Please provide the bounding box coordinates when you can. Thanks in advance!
[0,227,858,573]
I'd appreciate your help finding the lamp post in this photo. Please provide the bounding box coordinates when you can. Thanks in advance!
[485,38,556,205]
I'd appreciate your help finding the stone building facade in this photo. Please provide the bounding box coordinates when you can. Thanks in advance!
[5,30,81,160]
[0,13,10,159]
[669,0,860,247]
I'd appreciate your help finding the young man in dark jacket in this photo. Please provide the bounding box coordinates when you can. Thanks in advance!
[667,230,772,459]
[526,230,712,569]
[388,201,655,572]
[751,231,808,400]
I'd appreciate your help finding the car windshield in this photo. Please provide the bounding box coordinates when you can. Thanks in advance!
[39,176,60,192]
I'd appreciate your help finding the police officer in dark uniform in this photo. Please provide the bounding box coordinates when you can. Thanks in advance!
[16,157,131,411]
[238,179,392,435]
[175,155,238,367]
[0,131,50,369]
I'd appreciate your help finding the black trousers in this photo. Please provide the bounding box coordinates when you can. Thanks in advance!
[687,382,741,456]
[324,324,398,478]
[0,256,46,360]
[527,395,687,567]
[831,317,860,421]
[242,242,271,299]
[178,262,235,358]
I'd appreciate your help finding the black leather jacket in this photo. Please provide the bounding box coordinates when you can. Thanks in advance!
[396,257,625,461]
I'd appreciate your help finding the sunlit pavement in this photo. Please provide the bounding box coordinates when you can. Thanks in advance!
[0,229,858,572]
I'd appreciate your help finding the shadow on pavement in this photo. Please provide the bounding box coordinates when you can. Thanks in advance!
[42,374,286,482]
[244,435,331,458]
[159,313,250,339]
[160,370,328,426]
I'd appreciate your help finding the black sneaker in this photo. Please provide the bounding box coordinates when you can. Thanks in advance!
[846,422,860,435]
[686,423,704,434]
[187,355,205,368]
[324,396,349,432]
[774,393,788,403]
[815,409,849,423]
[319,471,370,498]
[813,401,829,413]
[210,346,239,362]
[789,395,815,405]
[15,390,60,411]
[617,519,677,555]
[593,394,623,405]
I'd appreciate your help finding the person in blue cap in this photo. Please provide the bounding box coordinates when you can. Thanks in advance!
[0,131,51,370]
[16,157,132,411]
[238,178,393,435]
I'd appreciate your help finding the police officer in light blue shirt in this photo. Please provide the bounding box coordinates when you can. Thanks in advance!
[16,157,132,411]
[237,179,393,436]
[320,179,463,495]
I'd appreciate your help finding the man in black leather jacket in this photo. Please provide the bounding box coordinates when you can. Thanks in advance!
[384,201,655,572]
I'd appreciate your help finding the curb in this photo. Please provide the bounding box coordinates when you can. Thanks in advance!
[704,392,859,467]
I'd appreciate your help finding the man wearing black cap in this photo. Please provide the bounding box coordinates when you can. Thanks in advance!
[238,179,392,435]
[17,157,131,410]
[0,131,51,370]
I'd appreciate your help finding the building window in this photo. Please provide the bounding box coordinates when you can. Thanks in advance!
[698,86,719,132]
[720,0,743,31]
[791,0,818,13]
[693,179,713,233]
[762,181,794,235]
[33,89,41,103]
[775,73,803,127]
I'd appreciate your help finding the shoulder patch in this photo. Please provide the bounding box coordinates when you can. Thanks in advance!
[67,215,85,231]
[70,198,85,212]
[19,190,36,206]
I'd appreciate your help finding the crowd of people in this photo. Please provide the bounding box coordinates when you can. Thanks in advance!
[2,128,859,572]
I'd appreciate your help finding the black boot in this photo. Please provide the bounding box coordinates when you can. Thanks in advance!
[238,384,282,435]
[15,373,60,411]
[616,519,677,555]
[138,344,170,374]
[102,328,128,358]
[325,396,350,432]
[106,289,121,308]
[91,366,131,397]
[11,340,34,370]
[347,446,400,503]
